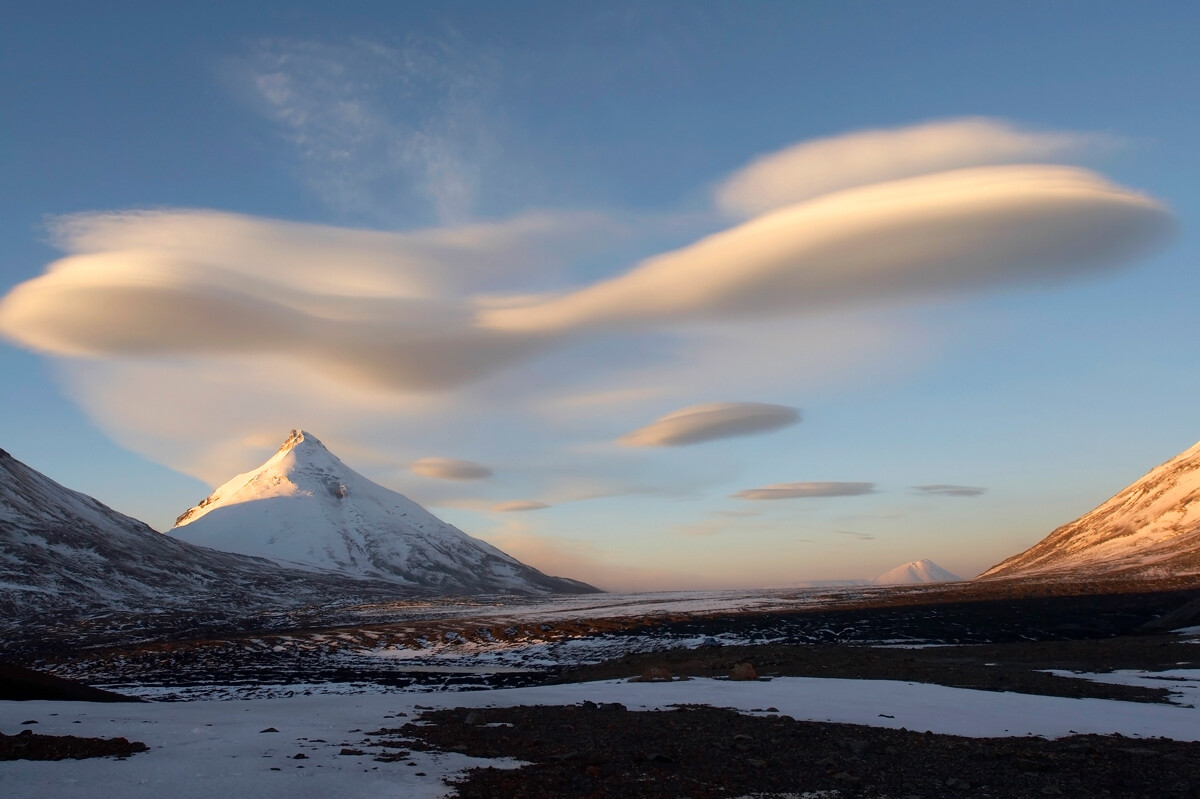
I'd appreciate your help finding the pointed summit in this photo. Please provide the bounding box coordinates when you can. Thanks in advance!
[981,439,1200,580]
[275,429,328,457]
[171,431,596,595]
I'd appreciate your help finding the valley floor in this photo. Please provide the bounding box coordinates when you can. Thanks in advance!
[5,580,1200,797]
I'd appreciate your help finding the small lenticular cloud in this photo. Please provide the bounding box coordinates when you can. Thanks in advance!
[732,482,875,500]
[491,500,549,512]
[410,457,493,480]
[620,402,800,447]
[913,484,986,497]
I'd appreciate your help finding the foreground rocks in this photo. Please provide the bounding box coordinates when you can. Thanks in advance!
[404,704,1200,799]
[0,729,149,760]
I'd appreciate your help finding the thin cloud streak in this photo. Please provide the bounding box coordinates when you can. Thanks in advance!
[835,529,877,541]
[733,482,876,500]
[913,484,987,497]
[491,500,549,512]
[619,402,800,446]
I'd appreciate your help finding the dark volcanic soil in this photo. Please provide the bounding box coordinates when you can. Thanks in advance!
[403,704,1200,799]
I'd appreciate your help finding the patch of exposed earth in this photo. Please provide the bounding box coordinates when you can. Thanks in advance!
[401,703,1200,799]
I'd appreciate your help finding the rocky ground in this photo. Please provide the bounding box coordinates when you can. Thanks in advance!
[0,728,148,761]
[401,703,1200,799]
[400,582,1200,798]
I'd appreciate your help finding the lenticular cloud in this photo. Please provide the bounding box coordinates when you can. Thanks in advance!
[732,482,876,500]
[0,120,1174,399]
[620,402,800,447]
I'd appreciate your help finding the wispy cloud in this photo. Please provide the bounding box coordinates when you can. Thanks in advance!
[913,484,987,497]
[619,402,799,446]
[732,482,876,500]
[410,457,493,480]
[230,37,496,225]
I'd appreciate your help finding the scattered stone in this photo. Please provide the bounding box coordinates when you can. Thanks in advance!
[292,753,308,759]
[339,747,364,756]
[729,663,758,681]
[20,720,37,725]
[260,727,279,733]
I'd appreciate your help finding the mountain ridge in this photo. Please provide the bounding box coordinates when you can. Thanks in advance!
[981,439,1200,580]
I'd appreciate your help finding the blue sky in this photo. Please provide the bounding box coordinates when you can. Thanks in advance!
[2,1,1198,590]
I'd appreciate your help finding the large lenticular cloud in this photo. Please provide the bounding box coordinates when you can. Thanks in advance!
[481,165,1171,334]
[0,122,1173,399]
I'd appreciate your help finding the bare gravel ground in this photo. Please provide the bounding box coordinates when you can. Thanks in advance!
[403,703,1200,799]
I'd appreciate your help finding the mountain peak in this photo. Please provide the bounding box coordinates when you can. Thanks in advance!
[170,431,596,594]
[276,429,327,455]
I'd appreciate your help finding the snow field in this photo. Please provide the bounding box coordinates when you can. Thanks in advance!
[4,674,1200,799]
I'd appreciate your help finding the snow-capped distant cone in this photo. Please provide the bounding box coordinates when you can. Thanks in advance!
[874,559,961,585]
[171,430,597,594]
[981,439,1200,581]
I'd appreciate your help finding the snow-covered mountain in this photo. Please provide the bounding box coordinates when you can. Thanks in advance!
[171,430,596,594]
[874,559,961,585]
[0,446,416,628]
[981,439,1200,580]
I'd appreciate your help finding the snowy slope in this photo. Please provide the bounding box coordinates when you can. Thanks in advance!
[171,430,596,595]
[982,439,1200,579]
[0,447,416,629]
[874,559,961,585]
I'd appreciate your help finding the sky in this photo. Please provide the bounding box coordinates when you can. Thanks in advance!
[2,1,1198,591]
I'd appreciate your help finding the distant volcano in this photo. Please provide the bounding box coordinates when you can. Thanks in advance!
[171,430,597,594]
[981,440,1200,580]
[874,559,961,585]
